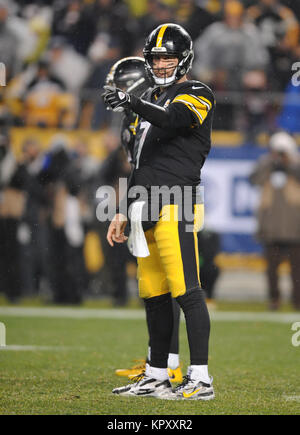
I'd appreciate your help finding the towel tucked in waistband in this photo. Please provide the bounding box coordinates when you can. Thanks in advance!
[127,201,150,258]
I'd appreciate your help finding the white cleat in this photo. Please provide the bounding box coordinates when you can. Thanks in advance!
[173,375,215,401]
[112,373,174,398]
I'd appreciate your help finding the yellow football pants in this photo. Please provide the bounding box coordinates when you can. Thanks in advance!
[137,204,204,299]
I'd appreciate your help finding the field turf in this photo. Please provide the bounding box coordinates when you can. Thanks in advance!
[0,304,299,416]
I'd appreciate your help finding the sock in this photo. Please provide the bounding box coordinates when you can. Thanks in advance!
[167,353,180,370]
[145,364,169,381]
[147,346,151,362]
[189,365,210,384]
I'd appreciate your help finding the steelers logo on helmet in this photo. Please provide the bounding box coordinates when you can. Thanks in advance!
[105,57,151,97]
[143,23,194,87]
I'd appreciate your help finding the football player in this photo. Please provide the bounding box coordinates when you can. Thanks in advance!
[105,56,183,383]
[103,23,215,400]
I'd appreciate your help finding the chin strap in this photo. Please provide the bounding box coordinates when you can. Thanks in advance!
[152,67,178,87]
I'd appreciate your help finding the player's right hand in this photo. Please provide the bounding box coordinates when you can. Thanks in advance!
[102,86,130,113]
[107,213,128,247]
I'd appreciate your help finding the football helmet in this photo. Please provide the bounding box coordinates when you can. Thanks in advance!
[143,23,194,87]
[105,56,150,97]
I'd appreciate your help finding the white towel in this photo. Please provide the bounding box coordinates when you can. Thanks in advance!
[127,201,150,258]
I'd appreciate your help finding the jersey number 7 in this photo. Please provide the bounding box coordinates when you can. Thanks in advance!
[135,121,151,169]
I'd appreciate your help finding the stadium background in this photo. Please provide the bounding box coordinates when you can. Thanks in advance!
[0,0,300,307]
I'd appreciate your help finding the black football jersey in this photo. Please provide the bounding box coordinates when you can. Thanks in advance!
[131,80,215,189]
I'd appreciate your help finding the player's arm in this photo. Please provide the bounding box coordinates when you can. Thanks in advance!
[102,86,214,130]
[130,88,214,129]
[129,94,195,129]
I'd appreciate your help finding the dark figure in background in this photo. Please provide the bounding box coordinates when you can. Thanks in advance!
[17,138,49,297]
[97,133,133,306]
[250,131,300,311]
[0,130,26,302]
[51,0,97,56]
[198,229,220,302]
[39,138,87,305]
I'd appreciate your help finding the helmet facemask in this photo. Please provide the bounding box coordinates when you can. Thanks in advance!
[144,49,194,88]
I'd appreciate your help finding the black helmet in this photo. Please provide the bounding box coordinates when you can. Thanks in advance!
[143,23,194,87]
[105,56,150,97]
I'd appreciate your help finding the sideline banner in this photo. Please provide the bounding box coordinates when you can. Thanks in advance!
[201,146,267,253]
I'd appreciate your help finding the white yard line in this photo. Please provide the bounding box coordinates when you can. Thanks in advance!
[0,345,87,352]
[0,306,299,323]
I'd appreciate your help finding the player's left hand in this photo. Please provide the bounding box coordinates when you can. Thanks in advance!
[107,213,128,247]
[102,85,130,112]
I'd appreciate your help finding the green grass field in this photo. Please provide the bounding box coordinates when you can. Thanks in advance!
[0,304,299,415]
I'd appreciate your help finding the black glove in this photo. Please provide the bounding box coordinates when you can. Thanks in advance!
[102,85,131,112]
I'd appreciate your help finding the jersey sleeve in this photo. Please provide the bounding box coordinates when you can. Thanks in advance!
[129,85,214,131]
[171,87,214,128]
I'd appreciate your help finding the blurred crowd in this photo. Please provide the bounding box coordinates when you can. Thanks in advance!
[0,0,299,133]
[0,127,221,305]
[0,126,138,304]
[0,0,300,307]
